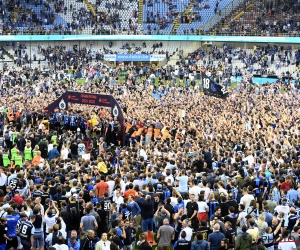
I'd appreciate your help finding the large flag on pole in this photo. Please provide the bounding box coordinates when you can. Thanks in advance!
[201,71,229,99]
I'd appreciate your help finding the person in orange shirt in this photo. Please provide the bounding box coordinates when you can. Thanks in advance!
[154,126,161,139]
[32,151,42,165]
[95,175,109,199]
[135,127,144,142]
[162,127,170,141]
[124,183,137,199]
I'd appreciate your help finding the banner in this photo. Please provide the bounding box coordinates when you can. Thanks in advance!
[201,72,229,99]
[44,91,124,124]
[104,54,166,62]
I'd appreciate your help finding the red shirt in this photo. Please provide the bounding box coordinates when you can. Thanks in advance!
[95,181,109,198]
[280,181,291,191]
[12,195,24,204]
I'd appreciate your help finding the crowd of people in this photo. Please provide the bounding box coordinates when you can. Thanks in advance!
[210,0,300,37]
[0,40,300,250]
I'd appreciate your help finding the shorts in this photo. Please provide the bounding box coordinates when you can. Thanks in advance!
[7,237,18,249]
[133,214,141,228]
[142,218,153,232]
[33,232,44,247]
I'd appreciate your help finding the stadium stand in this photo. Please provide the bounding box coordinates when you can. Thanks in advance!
[0,0,299,35]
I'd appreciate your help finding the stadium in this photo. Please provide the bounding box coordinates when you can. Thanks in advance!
[0,0,300,250]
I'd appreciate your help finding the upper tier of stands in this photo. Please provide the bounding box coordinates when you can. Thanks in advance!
[0,0,299,36]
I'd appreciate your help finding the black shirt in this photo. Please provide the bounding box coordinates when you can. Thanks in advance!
[186,201,198,219]
[195,226,211,241]
[124,226,133,245]
[224,228,236,245]
[219,202,230,217]
[0,224,7,244]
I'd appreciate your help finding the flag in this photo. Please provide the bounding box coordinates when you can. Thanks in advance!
[201,71,229,99]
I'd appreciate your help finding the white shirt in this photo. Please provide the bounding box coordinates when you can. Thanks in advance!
[52,244,68,250]
[170,197,178,207]
[240,194,255,209]
[165,175,174,185]
[48,144,53,152]
[61,148,69,160]
[201,187,211,200]
[45,215,56,233]
[0,173,7,186]
[95,240,111,250]
[181,226,193,241]
[106,180,115,198]
[197,201,208,213]
[278,240,296,250]
[189,186,202,201]
[115,196,124,212]
[238,211,248,227]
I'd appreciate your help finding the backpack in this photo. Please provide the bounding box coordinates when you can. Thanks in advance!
[4,131,9,141]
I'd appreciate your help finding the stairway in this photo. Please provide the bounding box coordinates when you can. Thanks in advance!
[2,48,17,65]
[138,0,143,24]
[84,0,96,15]
[170,1,194,35]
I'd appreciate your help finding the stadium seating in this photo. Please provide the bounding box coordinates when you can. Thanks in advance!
[0,0,299,35]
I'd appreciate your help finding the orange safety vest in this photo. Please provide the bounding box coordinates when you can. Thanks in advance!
[125,124,133,133]
[162,130,169,141]
[154,128,161,138]
[135,128,144,136]
[131,131,137,138]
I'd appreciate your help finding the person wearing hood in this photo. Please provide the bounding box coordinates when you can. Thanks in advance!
[235,225,252,250]
[190,232,209,250]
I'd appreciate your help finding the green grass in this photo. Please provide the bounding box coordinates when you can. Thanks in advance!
[76,78,86,85]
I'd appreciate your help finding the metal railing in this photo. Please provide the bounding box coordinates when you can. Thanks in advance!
[2,29,300,37]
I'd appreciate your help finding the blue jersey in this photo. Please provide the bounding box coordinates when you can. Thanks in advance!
[49,115,56,125]
[78,116,84,126]
[69,115,77,126]
[6,215,19,238]
[55,112,62,122]
[18,220,35,240]
[63,114,69,125]
[121,208,131,220]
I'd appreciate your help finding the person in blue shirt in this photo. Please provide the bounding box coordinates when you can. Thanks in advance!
[207,224,225,250]
[173,197,184,213]
[48,145,60,161]
[126,195,141,232]
[69,114,78,131]
[5,207,19,250]
[68,236,80,250]
[287,184,299,205]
